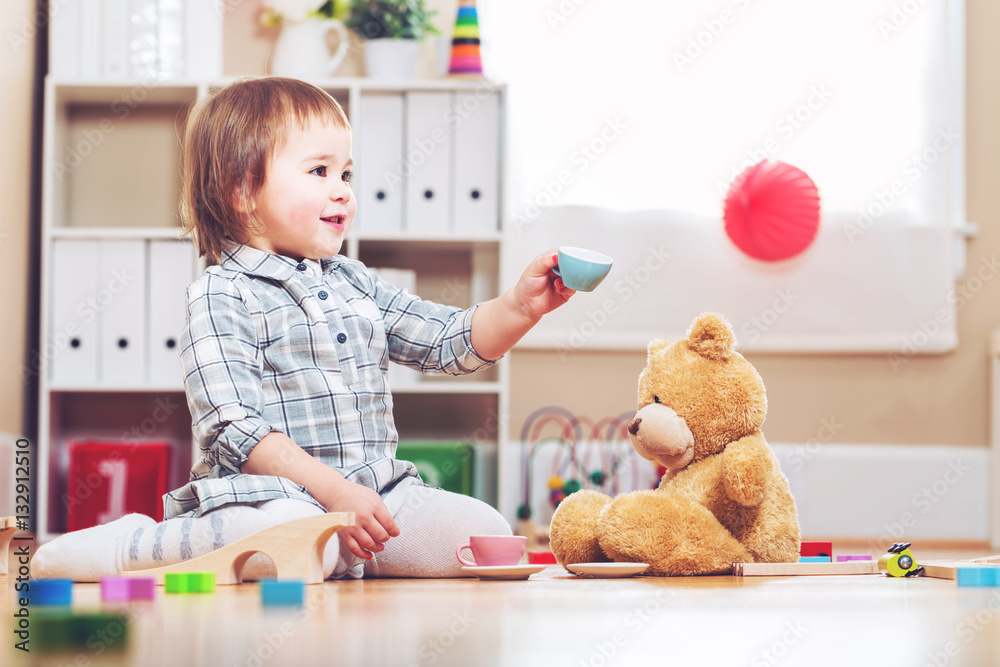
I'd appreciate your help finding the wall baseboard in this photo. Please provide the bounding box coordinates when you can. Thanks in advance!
[772,443,989,544]
[501,441,990,544]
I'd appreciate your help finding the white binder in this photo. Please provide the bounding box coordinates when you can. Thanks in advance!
[102,0,130,79]
[49,0,80,79]
[129,0,160,78]
[158,0,185,79]
[452,92,500,236]
[357,94,405,235]
[80,0,104,79]
[98,240,147,386]
[51,240,99,387]
[148,240,194,387]
[405,92,452,235]
[185,0,223,78]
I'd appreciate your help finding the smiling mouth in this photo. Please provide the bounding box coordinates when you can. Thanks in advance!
[321,215,346,226]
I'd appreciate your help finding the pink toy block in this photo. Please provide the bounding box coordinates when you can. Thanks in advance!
[101,576,156,601]
[101,577,132,602]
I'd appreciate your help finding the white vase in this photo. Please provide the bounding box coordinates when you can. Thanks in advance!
[269,19,349,80]
[363,38,420,80]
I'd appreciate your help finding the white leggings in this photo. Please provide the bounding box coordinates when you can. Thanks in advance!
[32,484,511,581]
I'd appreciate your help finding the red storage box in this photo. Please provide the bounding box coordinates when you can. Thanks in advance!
[66,440,171,531]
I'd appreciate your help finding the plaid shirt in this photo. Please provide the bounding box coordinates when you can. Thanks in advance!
[163,243,497,520]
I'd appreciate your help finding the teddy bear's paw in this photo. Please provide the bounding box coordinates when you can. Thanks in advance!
[598,491,752,576]
[549,490,614,566]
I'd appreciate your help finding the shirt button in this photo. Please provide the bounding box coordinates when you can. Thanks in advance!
[318,290,328,300]
[296,262,307,271]
[337,333,348,344]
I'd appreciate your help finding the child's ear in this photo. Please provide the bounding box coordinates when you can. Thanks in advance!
[231,185,254,215]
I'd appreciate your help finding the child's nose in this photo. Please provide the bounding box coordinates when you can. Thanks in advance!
[330,180,352,202]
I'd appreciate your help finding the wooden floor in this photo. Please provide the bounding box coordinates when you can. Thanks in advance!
[4,543,1000,666]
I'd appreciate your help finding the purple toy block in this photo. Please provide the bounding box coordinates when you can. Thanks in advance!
[837,555,873,562]
[100,577,131,602]
[129,578,156,600]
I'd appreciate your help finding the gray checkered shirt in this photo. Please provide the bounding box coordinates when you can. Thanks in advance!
[163,243,497,520]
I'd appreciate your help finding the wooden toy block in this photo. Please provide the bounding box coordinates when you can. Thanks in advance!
[121,511,353,586]
[1,516,19,577]
[734,560,879,576]
[836,555,872,562]
[922,560,1000,581]
[799,541,833,558]
[35,613,128,653]
[28,579,74,606]
[260,579,305,606]
[799,556,831,563]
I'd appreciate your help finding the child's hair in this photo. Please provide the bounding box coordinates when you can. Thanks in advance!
[180,77,350,263]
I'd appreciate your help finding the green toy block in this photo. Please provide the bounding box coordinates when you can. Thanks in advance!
[34,612,128,653]
[165,573,188,593]
[188,572,216,593]
[165,572,216,593]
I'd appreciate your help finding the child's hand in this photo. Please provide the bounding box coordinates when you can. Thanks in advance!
[321,479,400,560]
[514,249,577,320]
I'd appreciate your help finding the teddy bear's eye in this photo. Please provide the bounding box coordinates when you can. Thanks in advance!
[654,396,661,404]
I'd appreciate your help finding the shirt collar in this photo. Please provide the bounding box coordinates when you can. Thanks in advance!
[220,243,342,280]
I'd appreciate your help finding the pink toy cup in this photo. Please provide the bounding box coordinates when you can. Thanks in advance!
[456,535,528,567]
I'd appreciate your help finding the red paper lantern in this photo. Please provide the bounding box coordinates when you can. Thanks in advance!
[723,160,821,262]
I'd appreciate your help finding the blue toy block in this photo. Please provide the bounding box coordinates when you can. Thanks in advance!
[260,579,305,606]
[799,556,832,563]
[28,579,73,606]
[956,567,1000,587]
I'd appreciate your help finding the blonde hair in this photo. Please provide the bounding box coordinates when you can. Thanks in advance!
[180,77,350,263]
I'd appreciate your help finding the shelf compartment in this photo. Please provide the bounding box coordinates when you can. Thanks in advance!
[392,393,499,443]
[48,82,196,231]
[45,391,193,535]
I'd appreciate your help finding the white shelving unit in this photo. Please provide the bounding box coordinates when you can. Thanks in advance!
[37,76,510,542]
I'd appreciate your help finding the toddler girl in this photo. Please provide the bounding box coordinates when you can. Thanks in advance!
[33,77,575,580]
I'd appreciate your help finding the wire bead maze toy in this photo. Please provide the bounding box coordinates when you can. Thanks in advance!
[516,407,648,550]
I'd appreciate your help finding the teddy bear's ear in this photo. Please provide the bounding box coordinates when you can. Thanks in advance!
[687,313,736,361]
[646,337,671,362]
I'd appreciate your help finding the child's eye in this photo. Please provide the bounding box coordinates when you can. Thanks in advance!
[342,170,353,183]
[310,166,327,177]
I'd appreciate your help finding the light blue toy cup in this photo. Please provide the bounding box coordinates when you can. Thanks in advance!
[552,246,613,292]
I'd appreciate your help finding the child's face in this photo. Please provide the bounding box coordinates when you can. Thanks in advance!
[246,118,356,260]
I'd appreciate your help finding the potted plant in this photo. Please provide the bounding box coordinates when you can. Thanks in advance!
[345,0,439,79]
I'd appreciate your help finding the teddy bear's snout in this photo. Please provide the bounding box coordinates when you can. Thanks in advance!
[628,403,696,469]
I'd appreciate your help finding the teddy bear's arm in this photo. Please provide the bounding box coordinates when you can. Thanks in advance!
[721,432,775,507]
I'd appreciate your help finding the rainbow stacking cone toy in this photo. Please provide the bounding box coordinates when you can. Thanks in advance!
[448,0,484,76]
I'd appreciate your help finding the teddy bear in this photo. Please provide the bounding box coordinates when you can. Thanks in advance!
[549,312,800,575]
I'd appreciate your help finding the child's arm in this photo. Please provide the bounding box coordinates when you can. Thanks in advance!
[242,431,399,560]
[471,249,574,360]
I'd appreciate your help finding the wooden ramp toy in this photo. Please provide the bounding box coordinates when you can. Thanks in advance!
[734,560,879,576]
[120,512,353,586]
[1,516,19,578]
[921,555,1000,581]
